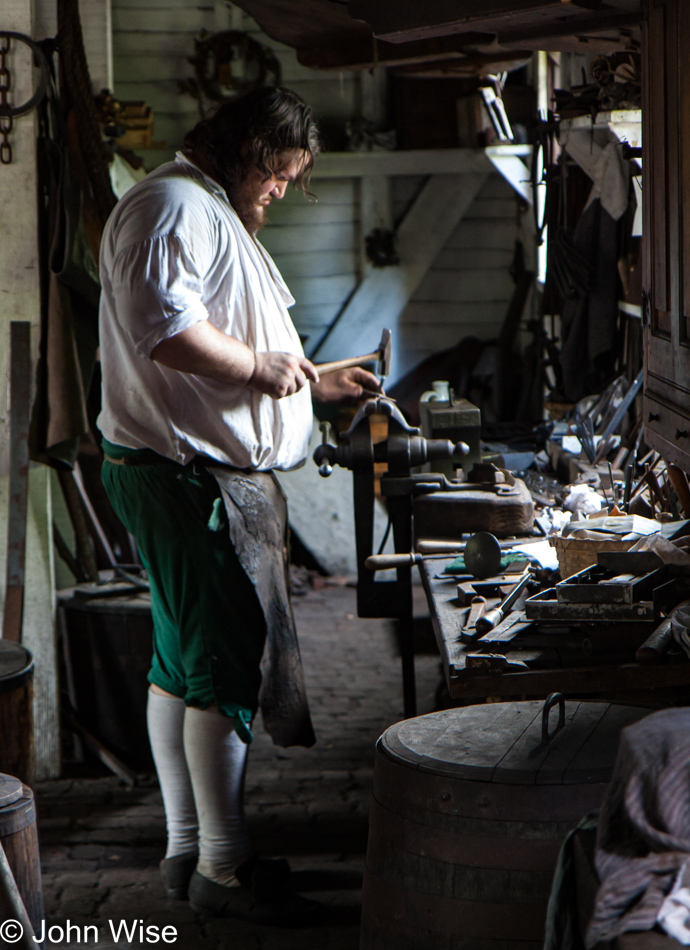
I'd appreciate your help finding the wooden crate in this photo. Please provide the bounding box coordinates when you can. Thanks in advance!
[116,102,154,150]
[550,536,634,579]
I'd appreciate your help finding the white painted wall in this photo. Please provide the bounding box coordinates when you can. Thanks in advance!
[399,174,535,372]
[0,0,60,780]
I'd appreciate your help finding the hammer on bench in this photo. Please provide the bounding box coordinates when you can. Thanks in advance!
[315,328,392,387]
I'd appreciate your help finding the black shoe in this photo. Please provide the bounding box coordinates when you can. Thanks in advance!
[160,853,198,900]
[188,859,324,926]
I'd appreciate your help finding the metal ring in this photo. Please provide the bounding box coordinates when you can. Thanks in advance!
[0,32,49,118]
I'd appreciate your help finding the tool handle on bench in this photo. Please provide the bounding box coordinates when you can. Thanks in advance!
[365,553,421,571]
[636,598,690,664]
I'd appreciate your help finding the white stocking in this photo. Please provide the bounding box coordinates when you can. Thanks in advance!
[183,705,253,886]
[146,690,198,858]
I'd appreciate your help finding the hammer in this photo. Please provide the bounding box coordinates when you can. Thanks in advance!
[315,328,392,382]
[474,570,531,635]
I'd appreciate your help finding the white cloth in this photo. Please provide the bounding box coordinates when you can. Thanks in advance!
[146,690,198,858]
[146,691,252,884]
[97,153,313,470]
[184,705,251,886]
[563,133,631,222]
[657,863,690,944]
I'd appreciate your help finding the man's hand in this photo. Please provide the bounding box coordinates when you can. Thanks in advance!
[250,352,319,399]
[311,366,382,403]
[151,322,317,399]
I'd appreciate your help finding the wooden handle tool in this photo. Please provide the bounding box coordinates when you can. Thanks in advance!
[475,571,531,635]
[316,328,392,377]
[636,598,690,664]
[365,553,421,571]
[461,596,488,642]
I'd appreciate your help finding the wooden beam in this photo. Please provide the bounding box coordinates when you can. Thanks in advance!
[297,32,495,71]
[312,170,490,384]
[497,11,639,45]
[311,148,494,179]
[347,0,638,44]
[389,50,532,77]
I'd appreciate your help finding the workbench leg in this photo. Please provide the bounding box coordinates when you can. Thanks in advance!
[399,566,416,720]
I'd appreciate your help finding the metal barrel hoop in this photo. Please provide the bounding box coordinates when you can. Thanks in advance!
[0,32,50,119]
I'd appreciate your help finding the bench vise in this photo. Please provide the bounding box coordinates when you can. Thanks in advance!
[314,396,468,716]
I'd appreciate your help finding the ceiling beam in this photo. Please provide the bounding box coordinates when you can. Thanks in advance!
[298,32,494,71]
[346,0,640,44]
[497,11,639,45]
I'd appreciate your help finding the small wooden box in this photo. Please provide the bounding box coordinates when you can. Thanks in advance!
[116,102,154,150]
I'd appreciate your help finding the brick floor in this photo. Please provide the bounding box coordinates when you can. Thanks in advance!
[36,583,442,949]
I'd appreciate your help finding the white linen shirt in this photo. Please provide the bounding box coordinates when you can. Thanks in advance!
[97,152,313,470]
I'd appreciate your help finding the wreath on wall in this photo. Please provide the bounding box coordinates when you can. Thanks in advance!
[179,30,282,115]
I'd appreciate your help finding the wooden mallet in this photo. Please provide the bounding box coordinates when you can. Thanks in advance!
[315,328,392,381]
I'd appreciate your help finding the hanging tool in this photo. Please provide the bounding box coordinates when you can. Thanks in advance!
[315,328,392,380]
[475,570,531,634]
[575,416,596,464]
[593,370,644,464]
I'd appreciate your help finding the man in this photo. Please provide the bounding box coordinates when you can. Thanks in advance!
[97,87,378,923]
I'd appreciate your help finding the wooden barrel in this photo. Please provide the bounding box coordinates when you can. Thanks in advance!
[0,773,44,935]
[360,698,648,950]
[0,643,34,787]
[59,589,154,770]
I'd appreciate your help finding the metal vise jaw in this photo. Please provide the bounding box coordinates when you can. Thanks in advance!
[314,396,468,477]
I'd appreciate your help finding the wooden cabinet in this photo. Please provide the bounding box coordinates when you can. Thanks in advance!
[642,0,690,470]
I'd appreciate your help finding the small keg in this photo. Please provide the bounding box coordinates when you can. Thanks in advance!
[361,696,648,950]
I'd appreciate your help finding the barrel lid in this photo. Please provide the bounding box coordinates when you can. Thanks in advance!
[380,700,649,786]
[58,585,151,613]
[0,774,23,808]
[0,641,32,681]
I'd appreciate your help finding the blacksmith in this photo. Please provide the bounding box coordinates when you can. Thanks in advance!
[97,87,377,923]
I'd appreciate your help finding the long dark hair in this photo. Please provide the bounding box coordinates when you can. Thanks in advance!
[184,87,321,195]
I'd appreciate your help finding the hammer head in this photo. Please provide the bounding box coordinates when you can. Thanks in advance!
[378,328,392,377]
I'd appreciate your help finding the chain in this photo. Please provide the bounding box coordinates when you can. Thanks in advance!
[0,35,13,164]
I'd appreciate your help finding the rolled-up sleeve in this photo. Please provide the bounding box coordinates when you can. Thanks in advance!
[110,233,209,359]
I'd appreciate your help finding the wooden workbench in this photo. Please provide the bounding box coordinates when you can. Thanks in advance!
[420,556,690,703]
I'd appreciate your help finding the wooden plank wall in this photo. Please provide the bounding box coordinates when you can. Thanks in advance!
[260,179,359,354]
[111,2,531,377]
[112,1,359,167]
[396,174,532,374]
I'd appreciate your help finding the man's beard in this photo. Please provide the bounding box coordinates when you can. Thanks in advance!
[227,183,267,235]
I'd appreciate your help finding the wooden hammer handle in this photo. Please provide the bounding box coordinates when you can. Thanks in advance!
[365,553,421,571]
[667,464,690,517]
[316,352,379,375]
